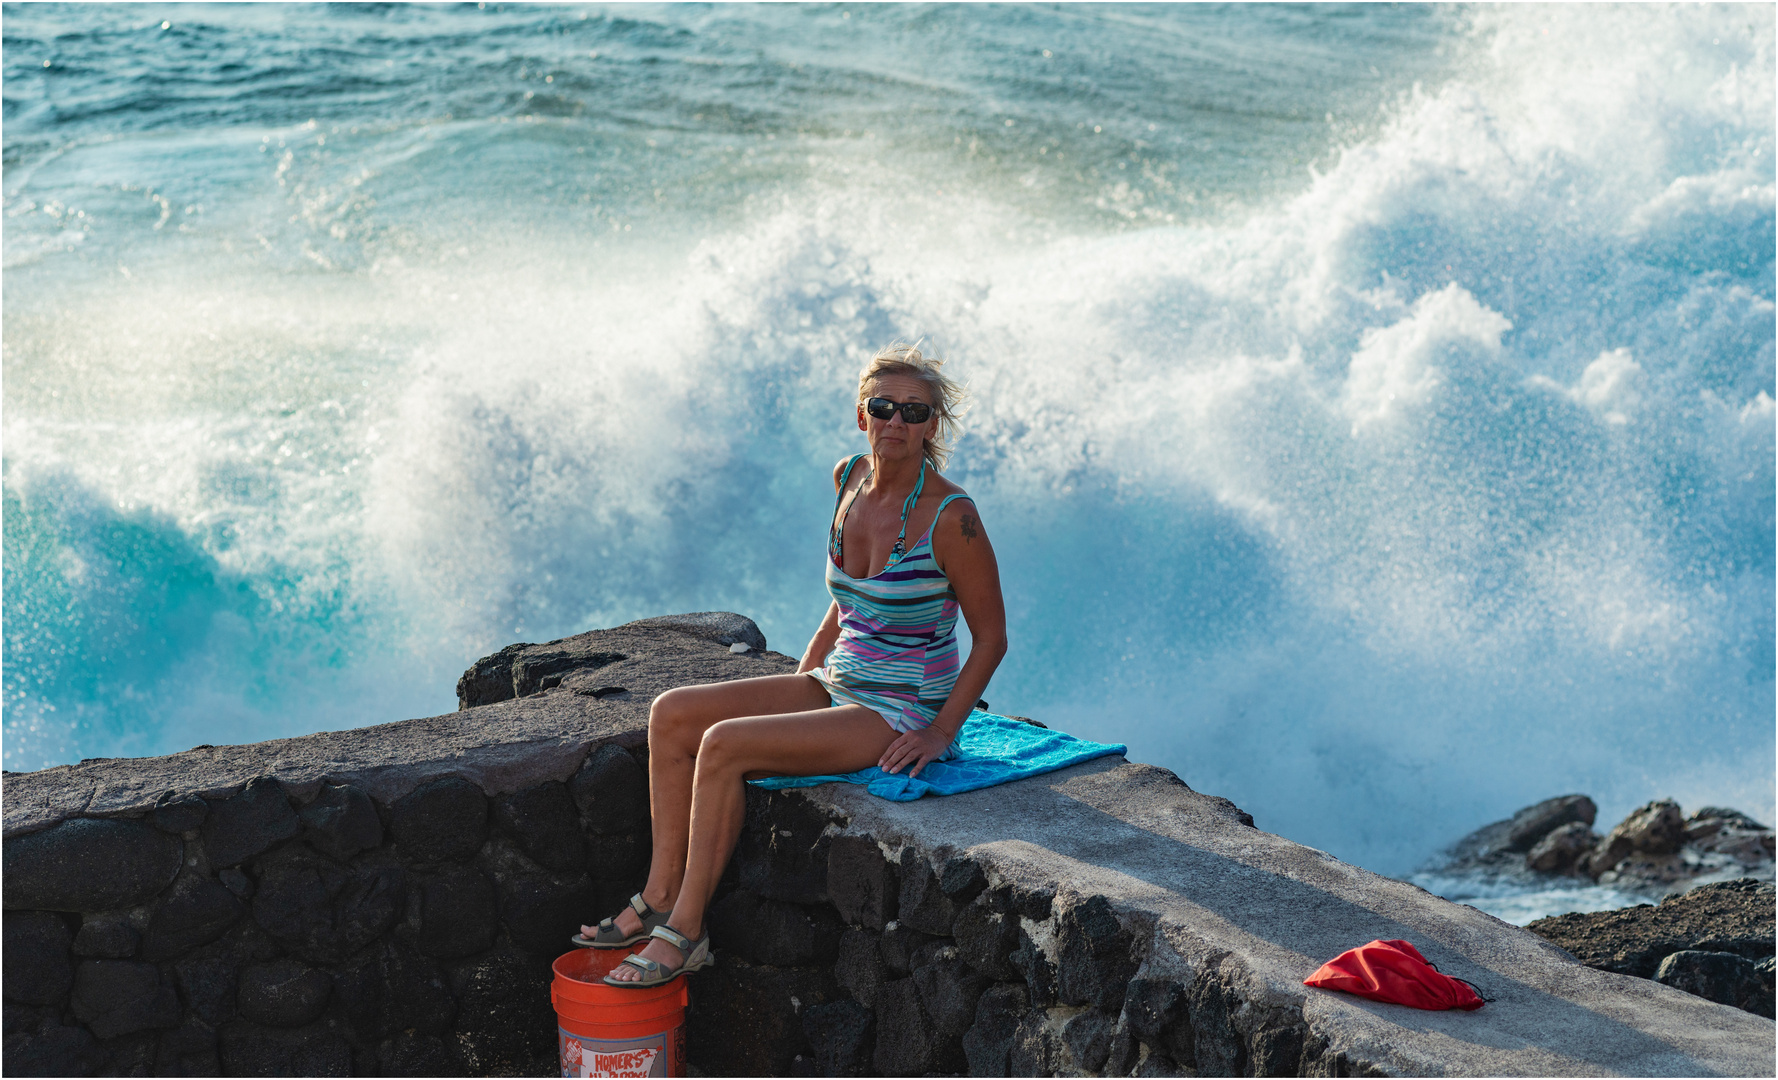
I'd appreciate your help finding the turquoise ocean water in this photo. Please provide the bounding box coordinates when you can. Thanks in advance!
[4,4,1772,890]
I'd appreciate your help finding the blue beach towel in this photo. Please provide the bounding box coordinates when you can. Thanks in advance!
[750,710,1127,801]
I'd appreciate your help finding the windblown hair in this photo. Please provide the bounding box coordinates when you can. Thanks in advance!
[857,341,968,470]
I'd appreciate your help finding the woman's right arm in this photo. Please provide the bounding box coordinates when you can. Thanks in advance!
[798,601,842,673]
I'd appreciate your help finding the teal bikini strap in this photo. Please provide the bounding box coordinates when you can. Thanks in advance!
[890,460,928,558]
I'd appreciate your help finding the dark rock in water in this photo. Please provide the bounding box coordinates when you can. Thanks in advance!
[203,776,302,868]
[1654,950,1774,1018]
[389,776,487,864]
[1527,878,1775,995]
[801,998,874,1077]
[70,959,181,1039]
[708,888,843,967]
[3,818,182,912]
[298,783,382,863]
[416,864,499,960]
[236,958,332,1028]
[1526,821,1599,874]
[569,743,649,836]
[1507,794,1597,852]
[4,910,74,1005]
[141,875,245,960]
[1584,798,1686,877]
[491,781,585,872]
[218,1018,353,1077]
[152,790,209,834]
[961,982,1028,1078]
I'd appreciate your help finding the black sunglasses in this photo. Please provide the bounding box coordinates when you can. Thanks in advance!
[864,397,934,424]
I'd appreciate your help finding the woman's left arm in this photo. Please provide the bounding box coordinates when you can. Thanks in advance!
[877,499,1008,778]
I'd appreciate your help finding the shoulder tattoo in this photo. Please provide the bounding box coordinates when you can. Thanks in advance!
[960,513,979,543]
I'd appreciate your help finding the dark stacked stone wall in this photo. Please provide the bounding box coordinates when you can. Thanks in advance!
[2,743,653,1078]
[688,786,1305,1079]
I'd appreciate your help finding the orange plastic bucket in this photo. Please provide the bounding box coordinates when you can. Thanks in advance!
[551,946,690,1078]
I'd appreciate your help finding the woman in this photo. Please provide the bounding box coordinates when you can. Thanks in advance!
[580,341,1007,987]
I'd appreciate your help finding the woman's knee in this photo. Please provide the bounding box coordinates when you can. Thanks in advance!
[649,687,701,743]
[695,719,748,770]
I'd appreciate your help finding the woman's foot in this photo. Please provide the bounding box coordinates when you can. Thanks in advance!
[577,889,672,945]
[604,922,703,983]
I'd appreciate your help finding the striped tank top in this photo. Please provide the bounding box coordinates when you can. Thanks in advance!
[809,455,972,736]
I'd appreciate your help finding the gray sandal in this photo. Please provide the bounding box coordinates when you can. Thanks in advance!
[601,924,713,988]
[571,893,669,949]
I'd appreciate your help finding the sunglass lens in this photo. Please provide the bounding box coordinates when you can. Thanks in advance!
[902,403,932,423]
[866,397,896,420]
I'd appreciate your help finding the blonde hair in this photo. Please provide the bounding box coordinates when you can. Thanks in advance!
[857,341,968,470]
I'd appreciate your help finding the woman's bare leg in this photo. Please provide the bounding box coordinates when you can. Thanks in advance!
[606,703,895,980]
[580,673,833,940]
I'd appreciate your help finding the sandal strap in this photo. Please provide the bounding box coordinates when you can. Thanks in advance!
[629,893,654,918]
[620,953,662,975]
[650,924,693,953]
[597,916,618,932]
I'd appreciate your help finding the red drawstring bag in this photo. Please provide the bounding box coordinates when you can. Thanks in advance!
[1303,939,1488,1010]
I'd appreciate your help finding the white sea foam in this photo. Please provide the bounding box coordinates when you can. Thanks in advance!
[3,5,1770,878]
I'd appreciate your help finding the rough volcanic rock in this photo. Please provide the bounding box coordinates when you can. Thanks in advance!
[448,948,556,1077]
[1056,894,1138,1010]
[250,847,407,964]
[298,783,383,863]
[389,776,487,864]
[1527,821,1599,874]
[333,940,455,1041]
[202,776,302,868]
[801,998,875,1077]
[911,943,991,1039]
[828,833,897,930]
[141,874,245,961]
[1654,950,1774,1018]
[236,958,332,1027]
[457,634,628,709]
[3,910,74,1006]
[870,975,935,1076]
[738,788,834,905]
[1063,1009,1116,1074]
[218,1018,353,1077]
[896,851,958,936]
[72,912,141,959]
[151,790,209,834]
[491,781,585,872]
[1527,878,1775,981]
[708,888,843,967]
[939,855,989,906]
[961,982,1029,1077]
[154,1017,222,1076]
[569,743,650,836]
[834,928,888,1009]
[1122,975,1195,1066]
[878,921,939,977]
[954,894,1021,981]
[687,954,834,1077]
[1586,798,1686,876]
[3,818,182,912]
[494,868,597,957]
[1507,795,1598,852]
[629,611,767,652]
[416,864,500,960]
[69,959,180,1039]
[1,1014,108,1077]
[169,921,280,1027]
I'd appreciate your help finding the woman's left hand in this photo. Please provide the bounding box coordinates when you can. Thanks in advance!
[878,725,953,778]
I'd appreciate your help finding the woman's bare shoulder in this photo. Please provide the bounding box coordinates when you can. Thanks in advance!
[832,455,859,492]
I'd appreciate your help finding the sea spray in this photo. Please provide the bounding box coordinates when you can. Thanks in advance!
[3,4,1770,879]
